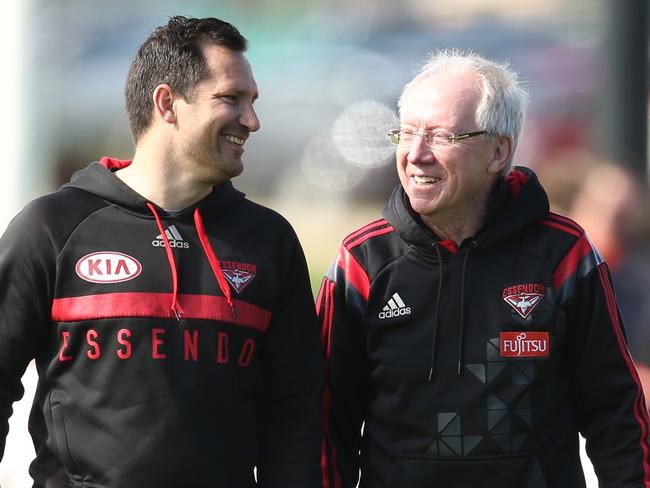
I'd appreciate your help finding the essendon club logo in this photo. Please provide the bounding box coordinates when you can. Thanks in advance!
[500,331,550,357]
[502,283,545,319]
[222,260,256,293]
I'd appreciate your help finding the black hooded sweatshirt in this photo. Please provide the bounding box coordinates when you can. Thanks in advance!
[0,158,322,487]
[318,167,650,488]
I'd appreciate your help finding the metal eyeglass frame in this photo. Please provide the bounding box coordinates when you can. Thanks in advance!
[387,128,489,147]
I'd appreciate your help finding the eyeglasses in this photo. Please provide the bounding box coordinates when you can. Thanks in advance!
[387,128,489,148]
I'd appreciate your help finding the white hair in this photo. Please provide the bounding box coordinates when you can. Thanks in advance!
[398,49,529,174]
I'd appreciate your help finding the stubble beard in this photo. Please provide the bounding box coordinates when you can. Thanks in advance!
[206,149,244,183]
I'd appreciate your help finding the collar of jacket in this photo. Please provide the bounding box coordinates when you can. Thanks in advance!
[382,166,550,252]
[60,158,246,220]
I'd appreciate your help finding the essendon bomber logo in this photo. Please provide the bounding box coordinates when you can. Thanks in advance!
[500,331,550,358]
[502,283,545,319]
[222,260,256,293]
[75,252,142,284]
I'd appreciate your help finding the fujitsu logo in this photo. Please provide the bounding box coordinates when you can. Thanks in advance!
[500,331,550,357]
[75,252,142,284]
[502,283,545,319]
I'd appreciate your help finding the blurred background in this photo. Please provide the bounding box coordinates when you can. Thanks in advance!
[0,0,648,486]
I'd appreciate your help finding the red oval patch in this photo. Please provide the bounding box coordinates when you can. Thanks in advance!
[75,252,142,284]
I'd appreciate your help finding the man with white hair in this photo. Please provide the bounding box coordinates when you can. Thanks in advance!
[318,50,650,487]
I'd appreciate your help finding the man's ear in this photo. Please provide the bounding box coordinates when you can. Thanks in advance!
[152,84,177,125]
[487,135,513,175]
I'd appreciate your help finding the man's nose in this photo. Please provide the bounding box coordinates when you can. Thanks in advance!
[406,135,435,164]
[240,103,260,132]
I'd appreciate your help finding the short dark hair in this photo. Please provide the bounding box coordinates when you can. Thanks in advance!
[125,15,248,143]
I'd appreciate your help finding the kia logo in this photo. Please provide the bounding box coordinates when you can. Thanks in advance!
[75,252,142,284]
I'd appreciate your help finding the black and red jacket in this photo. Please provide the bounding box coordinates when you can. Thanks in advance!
[318,166,650,488]
[0,158,322,487]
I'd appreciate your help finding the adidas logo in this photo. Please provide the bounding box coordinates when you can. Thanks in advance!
[152,225,190,249]
[378,292,411,319]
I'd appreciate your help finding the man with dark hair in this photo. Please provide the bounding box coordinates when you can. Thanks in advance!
[0,16,322,487]
[124,16,248,143]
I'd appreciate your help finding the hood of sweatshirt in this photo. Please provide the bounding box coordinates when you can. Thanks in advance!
[61,157,246,219]
[382,166,550,251]
[61,157,247,320]
[382,166,551,378]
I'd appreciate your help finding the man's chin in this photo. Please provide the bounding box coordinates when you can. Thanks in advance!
[211,158,244,182]
[225,161,244,179]
[408,196,442,217]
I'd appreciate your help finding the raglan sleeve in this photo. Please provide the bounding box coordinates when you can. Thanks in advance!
[0,202,55,460]
[256,228,323,488]
[562,234,650,487]
[318,244,370,488]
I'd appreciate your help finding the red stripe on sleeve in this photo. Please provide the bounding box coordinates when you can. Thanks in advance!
[324,281,335,365]
[336,246,370,301]
[51,292,271,333]
[346,226,394,250]
[597,265,650,486]
[343,219,389,246]
[552,235,593,289]
[320,280,342,488]
[320,280,333,348]
[316,279,327,314]
[320,281,333,488]
[540,219,582,238]
[548,213,584,234]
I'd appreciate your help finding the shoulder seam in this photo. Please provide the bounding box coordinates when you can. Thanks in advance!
[370,249,411,287]
[548,212,584,232]
[56,203,113,260]
[538,214,584,238]
[343,219,391,247]
[345,224,395,251]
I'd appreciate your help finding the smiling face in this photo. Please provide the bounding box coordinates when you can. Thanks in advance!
[172,44,260,184]
[397,73,506,229]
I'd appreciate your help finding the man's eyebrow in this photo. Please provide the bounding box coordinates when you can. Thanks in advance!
[214,86,259,100]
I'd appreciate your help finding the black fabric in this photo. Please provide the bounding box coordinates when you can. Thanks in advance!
[0,160,322,487]
[386,453,548,488]
[318,166,650,488]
